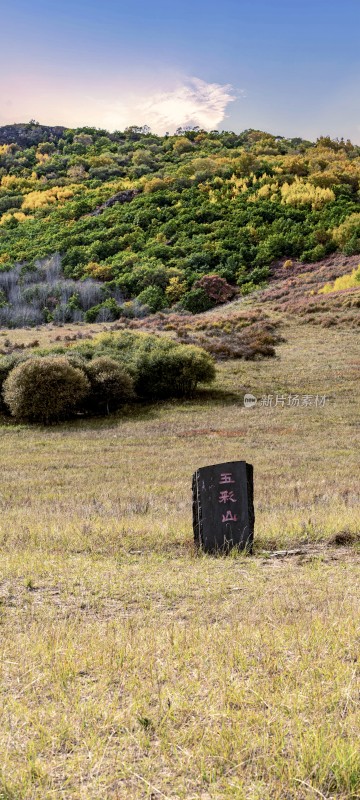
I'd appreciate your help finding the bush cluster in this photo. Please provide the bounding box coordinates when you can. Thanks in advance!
[0,256,242,326]
[0,331,215,424]
[73,331,216,399]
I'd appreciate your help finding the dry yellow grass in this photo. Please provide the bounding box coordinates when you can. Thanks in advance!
[0,318,359,799]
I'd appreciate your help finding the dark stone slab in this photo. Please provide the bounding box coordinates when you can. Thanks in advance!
[192,461,254,553]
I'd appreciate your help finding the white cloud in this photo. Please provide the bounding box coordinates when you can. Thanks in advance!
[103,77,237,134]
[0,74,238,133]
[139,77,236,133]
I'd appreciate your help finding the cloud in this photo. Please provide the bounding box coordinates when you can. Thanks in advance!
[103,77,237,134]
[0,73,238,134]
[139,77,236,133]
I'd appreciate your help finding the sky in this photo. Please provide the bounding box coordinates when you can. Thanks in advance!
[1,0,360,142]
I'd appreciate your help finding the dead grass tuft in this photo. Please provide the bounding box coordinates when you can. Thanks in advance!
[329,529,360,547]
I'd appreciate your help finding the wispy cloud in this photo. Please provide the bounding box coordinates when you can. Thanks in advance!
[103,77,237,133]
[139,77,236,132]
[0,73,239,134]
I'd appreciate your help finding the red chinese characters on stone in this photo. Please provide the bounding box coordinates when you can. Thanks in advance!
[218,472,238,524]
[219,472,235,484]
[218,490,237,503]
[221,510,238,523]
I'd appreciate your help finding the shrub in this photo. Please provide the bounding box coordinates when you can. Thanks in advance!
[143,177,170,193]
[193,274,236,304]
[0,353,30,413]
[237,265,269,294]
[300,244,327,262]
[280,178,335,209]
[319,266,360,294]
[85,298,122,322]
[173,137,194,155]
[121,301,136,318]
[180,287,214,314]
[137,285,166,312]
[133,342,216,399]
[165,276,188,303]
[117,263,170,295]
[3,357,90,423]
[237,281,255,296]
[332,213,360,254]
[73,331,216,399]
[84,357,134,414]
[83,261,114,281]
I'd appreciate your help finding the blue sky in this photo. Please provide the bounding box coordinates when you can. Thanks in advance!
[1,0,360,141]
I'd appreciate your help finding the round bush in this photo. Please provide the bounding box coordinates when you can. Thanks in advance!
[134,343,216,399]
[180,287,214,314]
[194,274,236,304]
[3,357,90,424]
[0,353,30,414]
[84,356,134,415]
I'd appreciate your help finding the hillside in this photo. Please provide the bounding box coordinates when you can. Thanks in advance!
[1,123,360,325]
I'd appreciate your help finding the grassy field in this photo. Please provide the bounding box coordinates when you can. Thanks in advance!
[0,315,359,799]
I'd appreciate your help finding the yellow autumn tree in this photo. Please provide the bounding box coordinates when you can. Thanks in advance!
[165,276,188,303]
[281,177,335,209]
[22,186,75,211]
[0,211,31,226]
[83,262,114,281]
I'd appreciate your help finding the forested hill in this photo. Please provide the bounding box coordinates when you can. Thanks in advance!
[1,122,360,322]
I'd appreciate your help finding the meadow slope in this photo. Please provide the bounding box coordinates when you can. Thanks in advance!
[0,316,359,799]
